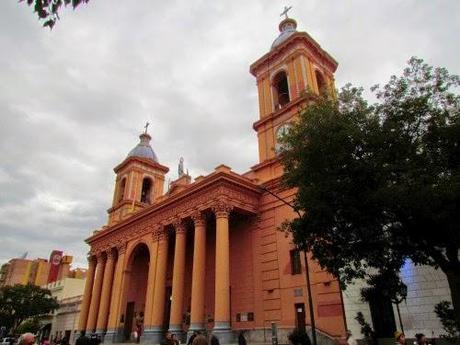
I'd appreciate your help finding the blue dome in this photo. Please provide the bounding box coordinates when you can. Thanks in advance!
[127,133,159,162]
[271,18,297,50]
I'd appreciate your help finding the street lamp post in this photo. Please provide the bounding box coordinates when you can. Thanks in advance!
[259,185,318,345]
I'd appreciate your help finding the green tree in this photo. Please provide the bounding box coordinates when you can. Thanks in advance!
[280,57,460,324]
[15,318,41,335]
[20,0,89,28]
[0,284,59,333]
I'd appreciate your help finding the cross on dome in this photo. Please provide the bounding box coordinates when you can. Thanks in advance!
[280,5,292,19]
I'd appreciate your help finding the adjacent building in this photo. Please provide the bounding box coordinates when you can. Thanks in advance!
[0,251,84,287]
[41,277,87,344]
[343,260,452,341]
[79,14,346,345]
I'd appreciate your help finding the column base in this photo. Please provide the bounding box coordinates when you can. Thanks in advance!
[188,323,205,332]
[103,328,124,344]
[212,323,234,345]
[140,327,164,345]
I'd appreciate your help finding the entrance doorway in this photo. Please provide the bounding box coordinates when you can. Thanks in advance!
[123,243,150,341]
[124,302,135,341]
[295,303,306,332]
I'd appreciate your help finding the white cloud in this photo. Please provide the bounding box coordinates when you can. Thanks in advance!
[0,0,459,268]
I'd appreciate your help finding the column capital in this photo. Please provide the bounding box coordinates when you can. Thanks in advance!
[212,200,233,218]
[117,243,127,255]
[87,253,96,265]
[172,219,186,234]
[191,210,205,227]
[154,231,168,242]
[95,252,106,263]
[106,249,116,260]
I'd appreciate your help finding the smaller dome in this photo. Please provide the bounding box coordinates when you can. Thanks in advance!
[127,133,159,163]
[271,18,297,50]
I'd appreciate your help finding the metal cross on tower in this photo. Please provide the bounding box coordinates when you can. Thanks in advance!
[144,121,150,134]
[280,5,292,19]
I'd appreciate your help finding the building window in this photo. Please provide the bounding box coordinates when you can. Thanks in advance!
[315,70,327,94]
[118,178,126,203]
[290,249,301,275]
[140,177,152,204]
[273,71,290,109]
[248,312,254,321]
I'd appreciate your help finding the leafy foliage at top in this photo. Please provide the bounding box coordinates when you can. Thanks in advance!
[280,57,460,321]
[20,0,89,29]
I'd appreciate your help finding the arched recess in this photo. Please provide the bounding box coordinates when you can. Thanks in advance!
[140,177,153,204]
[121,242,150,341]
[118,177,126,203]
[272,70,290,110]
[315,70,327,94]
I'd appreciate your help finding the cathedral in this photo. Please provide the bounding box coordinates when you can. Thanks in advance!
[78,14,345,345]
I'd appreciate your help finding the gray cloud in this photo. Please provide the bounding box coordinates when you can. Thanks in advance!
[0,0,459,267]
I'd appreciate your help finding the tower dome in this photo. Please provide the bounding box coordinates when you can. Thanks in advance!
[127,132,159,162]
[271,17,297,50]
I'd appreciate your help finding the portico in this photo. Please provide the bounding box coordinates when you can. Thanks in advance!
[79,166,260,344]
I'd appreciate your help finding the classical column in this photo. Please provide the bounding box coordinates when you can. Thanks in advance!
[143,233,159,329]
[86,253,106,332]
[189,212,206,333]
[96,249,116,334]
[106,244,127,342]
[78,256,96,333]
[143,231,169,343]
[169,221,187,334]
[213,202,233,341]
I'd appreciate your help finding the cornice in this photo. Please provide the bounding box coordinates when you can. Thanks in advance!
[113,156,169,174]
[252,93,314,131]
[86,170,262,249]
[250,32,338,76]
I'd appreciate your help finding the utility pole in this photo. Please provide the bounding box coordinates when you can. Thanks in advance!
[259,185,317,345]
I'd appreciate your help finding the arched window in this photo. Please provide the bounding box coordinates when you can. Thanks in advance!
[118,178,126,203]
[273,71,290,110]
[315,70,327,94]
[140,177,152,204]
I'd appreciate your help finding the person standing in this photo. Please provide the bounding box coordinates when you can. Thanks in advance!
[238,331,247,345]
[415,334,428,345]
[192,335,207,345]
[18,333,35,345]
[395,331,406,345]
[171,334,180,345]
[187,331,198,345]
[75,333,89,345]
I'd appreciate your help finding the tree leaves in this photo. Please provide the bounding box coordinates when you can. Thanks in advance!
[280,57,460,288]
[19,0,90,28]
[0,284,59,333]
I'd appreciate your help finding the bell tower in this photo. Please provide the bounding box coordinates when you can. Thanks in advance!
[250,13,338,183]
[107,128,169,226]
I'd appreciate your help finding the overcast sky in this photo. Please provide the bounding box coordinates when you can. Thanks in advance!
[0,1,459,268]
